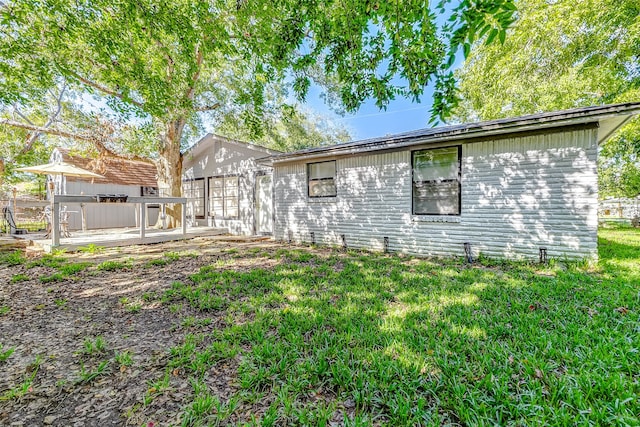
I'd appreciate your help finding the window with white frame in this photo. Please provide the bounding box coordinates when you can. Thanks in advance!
[183,178,205,219]
[412,146,461,215]
[308,161,337,198]
[208,175,239,219]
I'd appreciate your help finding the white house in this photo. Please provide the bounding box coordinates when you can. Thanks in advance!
[181,134,280,235]
[268,103,640,261]
[50,148,159,230]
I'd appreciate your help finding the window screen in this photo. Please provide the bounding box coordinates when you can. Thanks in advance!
[412,146,461,215]
[308,161,337,198]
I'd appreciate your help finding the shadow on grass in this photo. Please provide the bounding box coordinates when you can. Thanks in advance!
[164,246,640,426]
[598,236,640,260]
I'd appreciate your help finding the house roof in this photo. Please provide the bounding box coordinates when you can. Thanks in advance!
[183,133,281,160]
[56,148,158,187]
[269,102,640,164]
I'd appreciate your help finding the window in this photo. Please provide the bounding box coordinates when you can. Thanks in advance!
[308,161,337,198]
[183,178,205,219]
[208,175,239,219]
[412,146,461,215]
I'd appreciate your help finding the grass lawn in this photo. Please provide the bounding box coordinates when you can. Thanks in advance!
[167,228,639,426]
[1,228,639,425]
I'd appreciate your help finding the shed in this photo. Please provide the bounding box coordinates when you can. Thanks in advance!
[269,103,640,261]
[50,148,159,230]
[182,134,280,235]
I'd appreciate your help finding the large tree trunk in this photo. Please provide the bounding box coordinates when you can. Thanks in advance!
[155,118,185,228]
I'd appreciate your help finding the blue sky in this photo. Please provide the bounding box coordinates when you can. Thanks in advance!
[305,85,440,142]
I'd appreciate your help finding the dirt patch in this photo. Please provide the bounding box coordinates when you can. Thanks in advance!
[0,237,285,426]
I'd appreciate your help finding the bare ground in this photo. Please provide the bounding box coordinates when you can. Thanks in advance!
[0,237,284,426]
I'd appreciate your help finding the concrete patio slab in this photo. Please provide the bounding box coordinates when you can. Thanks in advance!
[14,226,228,253]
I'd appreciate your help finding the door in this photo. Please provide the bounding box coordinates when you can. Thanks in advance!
[255,174,273,234]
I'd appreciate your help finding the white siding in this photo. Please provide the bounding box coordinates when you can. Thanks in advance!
[62,182,159,230]
[274,128,599,261]
[182,137,273,235]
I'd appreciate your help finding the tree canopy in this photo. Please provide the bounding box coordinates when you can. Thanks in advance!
[454,0,640,198]
[1,0,516,221]
[456,0,639,119]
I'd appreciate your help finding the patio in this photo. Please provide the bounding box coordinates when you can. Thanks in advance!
[18,225,229,253]
[8,194,233,253]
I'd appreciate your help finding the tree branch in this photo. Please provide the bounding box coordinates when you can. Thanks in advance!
[12,106,35,125]
[185,44,204,102]
[0,118,96,142]
[0,118,153,165]
[90,137,154,164]
[19,82,67,155]
[68,72,145,109]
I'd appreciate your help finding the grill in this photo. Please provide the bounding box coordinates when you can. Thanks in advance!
[96,194,128,203]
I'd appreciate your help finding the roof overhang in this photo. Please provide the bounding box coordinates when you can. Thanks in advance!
[270,102,640,165]
[183,133,282,160]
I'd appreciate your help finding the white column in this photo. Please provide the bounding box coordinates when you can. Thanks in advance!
[52,201,60,246]
[139,202,146,239]
[182,202,187,235]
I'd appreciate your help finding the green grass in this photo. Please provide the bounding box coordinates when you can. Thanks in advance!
[0,344,15,363]
[114,350,133,367]
[82,336,107,355]
[0,356,41,401]
[119,297,143,313]
[11,273,29,283]
[76,360,110,384]
[28,254,66,269]
[38,261,92,283]
[13,220,47,232]
[96,259,132,271]
[143,250,197,268]
[39,272,65,283]
[158,229,640,426]
[0,250,26,266]
[77,243,105,254]
[58,262,91,275]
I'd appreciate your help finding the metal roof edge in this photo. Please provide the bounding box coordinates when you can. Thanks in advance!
[270,102,640,164]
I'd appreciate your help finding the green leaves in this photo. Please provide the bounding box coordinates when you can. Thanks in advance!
[457,0,640,121]
[455,0,640,198]
[2,0,518,204]
[2,0,518,126]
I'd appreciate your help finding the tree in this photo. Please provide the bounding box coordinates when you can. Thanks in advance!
[599,124,640,199]
[1,0,516,224]
[216,104,351,152]
[0,83,71,195]
[456,0,639,119]
[454,0,640,198]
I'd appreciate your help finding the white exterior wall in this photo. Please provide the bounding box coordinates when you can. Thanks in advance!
[182,138,273,235]
[273,128,599,260]
[62,181,159,230]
